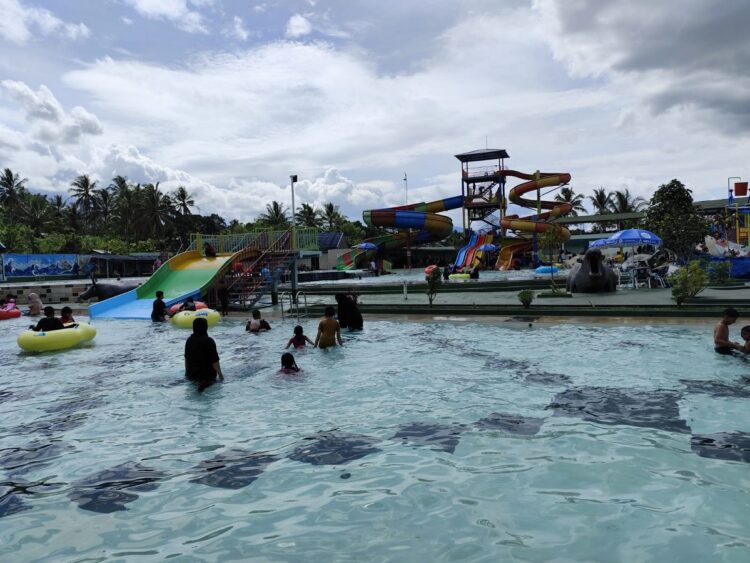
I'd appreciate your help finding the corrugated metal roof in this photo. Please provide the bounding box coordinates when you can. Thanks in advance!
[454,149,509,162]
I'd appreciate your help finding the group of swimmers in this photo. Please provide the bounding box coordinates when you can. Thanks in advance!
[182,295,362,392]
[714,307,750,355]
[26,306,76,331]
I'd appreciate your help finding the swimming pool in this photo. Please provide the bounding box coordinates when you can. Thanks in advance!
[2,316,750,561]
[300,268,556,286]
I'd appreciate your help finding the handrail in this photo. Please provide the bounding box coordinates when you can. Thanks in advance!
[279,290,308,320]
[295,291,308,319]
[189,228,319,252]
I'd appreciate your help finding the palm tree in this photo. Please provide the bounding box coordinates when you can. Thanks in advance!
[140,182,174,238]
[258,201,290,228]
[610,188,647,229]
[69,174,98,220]
[554,187,586,217]
[0,168,28,220]
[20,193,55,237]
[94,188,116,230]
[295,202,322,228]
[108,175,130,197]
[321,202,344,231]
[113,182,139,241]
[588,188,612,215]
[173,185,195,215]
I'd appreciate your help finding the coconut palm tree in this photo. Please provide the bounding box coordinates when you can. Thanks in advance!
[588,188,612,215]
[173,185,195,215]
[140,182,174,238]
[321,202,344,231]
[20,193,55,237]
[108,175,130,197]
[258,201,290,228]
[610,188,647,229]
[69,174,98,220]
[94,188,116,231]
[0,168,28,221]
[295,202,322,228]
[554,187,587,217]
[113,182,140,241]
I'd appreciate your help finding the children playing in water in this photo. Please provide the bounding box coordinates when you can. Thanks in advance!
[26,293,43,316]
[314,306,342,349]
[714,307,741,354]
[286,325,314,349]
[60,306,75,324]
[246,309,271,333]
[280,352,300,373]
[151,290,168,322]
[179,296,197,312]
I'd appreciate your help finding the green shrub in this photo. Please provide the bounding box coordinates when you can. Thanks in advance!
[425,268,442,306]
[708,260,731,285]
[670,261,709,305]
[517,289,535,308]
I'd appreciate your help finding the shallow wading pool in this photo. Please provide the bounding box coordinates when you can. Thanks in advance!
[1,316,750,561]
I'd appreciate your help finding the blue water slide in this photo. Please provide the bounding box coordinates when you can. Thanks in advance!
[454,233,478,268]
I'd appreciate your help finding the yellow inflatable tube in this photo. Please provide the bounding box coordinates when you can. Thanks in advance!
[171,308,221,329]
[17,322,97,352]
[449,273,471,281]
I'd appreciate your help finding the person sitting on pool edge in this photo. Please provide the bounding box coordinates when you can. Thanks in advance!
[31,306,65,332]
[60,306,75,324]
[246,309,271,333]
[184,317,224,392]
[151,290,169,322]
[714,307,741,355]
[736,325,750,354]
[315,306,342,349]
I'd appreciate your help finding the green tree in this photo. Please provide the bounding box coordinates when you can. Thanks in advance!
[140,182,174,238]
[554,187,586,217]
[610,188,646,229]
[321,202,344,231]
[258,201,290,228]
[295,202,322,228]
[538,225,568,292]
[426,267,442,306]
[173,185,195,215]
[20,193,55,238]
[94,188,116,232]
[69,174,98,221]
[644,179,707,260]
[0,168,28,221]
[588,187,612,233]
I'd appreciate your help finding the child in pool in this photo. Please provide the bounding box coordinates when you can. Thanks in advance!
[60,306,75,324]
[714,307,741,354]
[737,325,750,354]
[314,306,342,349]
[280,352,300,373]
[286,325,314,349]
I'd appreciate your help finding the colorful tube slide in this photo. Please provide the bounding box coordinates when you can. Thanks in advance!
[337,196,464,270]
[89,251,238,320]
[495,170,572,270]
[454,232,493,272]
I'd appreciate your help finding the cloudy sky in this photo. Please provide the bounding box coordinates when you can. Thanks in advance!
[1,0,749,226]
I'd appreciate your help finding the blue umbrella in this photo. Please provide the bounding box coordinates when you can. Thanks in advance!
[604,228,662,247]
[356,242,378,250]
[589,238,608,248]
[477,243,498,252]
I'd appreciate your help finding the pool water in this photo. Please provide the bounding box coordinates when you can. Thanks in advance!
[300,268,556,286]
[2,316,750,561]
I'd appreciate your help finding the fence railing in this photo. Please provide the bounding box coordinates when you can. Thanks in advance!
[188,229,319,253]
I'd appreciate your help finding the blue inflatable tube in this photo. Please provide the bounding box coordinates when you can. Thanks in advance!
[535,266,559,274]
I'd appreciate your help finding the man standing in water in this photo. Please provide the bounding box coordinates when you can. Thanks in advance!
[151,290,168,322]
[714,307,741,354]
[185,317,224,391]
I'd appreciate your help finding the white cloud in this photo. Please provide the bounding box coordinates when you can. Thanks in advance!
[285,14,312,38]
[0,0,90,45]
[124,0,209,34]
[226,15,249,41]
[2,80,102,145]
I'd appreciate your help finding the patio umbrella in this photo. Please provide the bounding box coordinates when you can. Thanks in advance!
[477,243,498,252]
[603,229,662,247]
[356,242,378,250]
[589,238,608,248]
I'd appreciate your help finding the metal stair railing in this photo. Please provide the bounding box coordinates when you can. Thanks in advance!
[280,291,308,320]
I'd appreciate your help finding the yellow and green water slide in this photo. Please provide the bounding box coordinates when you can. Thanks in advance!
[89,251,237,319]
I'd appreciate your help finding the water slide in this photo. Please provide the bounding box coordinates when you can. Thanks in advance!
[454,232,494,272]
[336,196,464,270]
[495,170,572,270]
[89,251,236,320]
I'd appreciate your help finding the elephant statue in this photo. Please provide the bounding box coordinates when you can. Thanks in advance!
[566,248,617,293]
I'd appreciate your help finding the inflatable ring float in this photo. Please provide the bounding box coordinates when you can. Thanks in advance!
[449,273,470,281]
[424,265,438,275]
[535,266,559,275]
[168,301,207,316]
[17,322,97,352]
[0,309,21,320]
[171,308,221,329]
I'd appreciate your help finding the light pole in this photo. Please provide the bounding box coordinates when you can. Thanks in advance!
[290,174,298,301]
[404,172,411,270]
[728,176,741,243]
